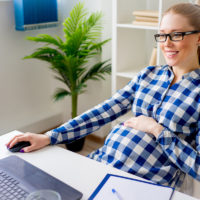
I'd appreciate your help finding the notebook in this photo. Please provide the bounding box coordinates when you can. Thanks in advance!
[88,174,174,200]
[0,155,83,200]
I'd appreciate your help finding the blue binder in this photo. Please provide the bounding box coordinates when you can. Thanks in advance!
[14,0,59,31]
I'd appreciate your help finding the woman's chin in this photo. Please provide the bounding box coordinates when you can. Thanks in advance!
[165,58,178,67]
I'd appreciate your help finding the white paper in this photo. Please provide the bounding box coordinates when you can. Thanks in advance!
[92,175,173,200]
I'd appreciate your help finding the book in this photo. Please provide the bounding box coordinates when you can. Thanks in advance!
[135,16,159,23]
[132,10,159,18]
[132,20,158,27]
[88,174,174,200]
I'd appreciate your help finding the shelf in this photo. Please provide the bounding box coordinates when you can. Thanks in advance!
[117,23,159,31]
[116,71,138,79]
[112,0,163,94]
[116,65,146,79]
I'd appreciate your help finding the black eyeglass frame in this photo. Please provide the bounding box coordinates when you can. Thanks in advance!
[154,30,200,42]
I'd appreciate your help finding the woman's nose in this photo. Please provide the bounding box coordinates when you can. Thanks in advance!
[164,36,173,46]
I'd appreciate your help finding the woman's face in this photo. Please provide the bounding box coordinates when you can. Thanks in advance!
[159,12,200,70]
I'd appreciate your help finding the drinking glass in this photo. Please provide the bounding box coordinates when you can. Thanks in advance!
[25,189,61,200]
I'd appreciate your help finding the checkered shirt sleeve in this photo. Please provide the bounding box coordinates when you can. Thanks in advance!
[158,127,200,181]
[45,71,142,144]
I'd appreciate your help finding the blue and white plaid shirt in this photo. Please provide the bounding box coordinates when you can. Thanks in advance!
[46,65,200,188]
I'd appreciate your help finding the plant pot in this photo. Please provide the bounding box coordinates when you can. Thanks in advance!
[65,137,85,152]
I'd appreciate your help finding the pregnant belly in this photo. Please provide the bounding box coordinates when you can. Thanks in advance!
[104,124,173,173]
[89,123,178,185]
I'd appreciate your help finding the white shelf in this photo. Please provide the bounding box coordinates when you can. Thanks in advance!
[116,71,138,79]
[112,0,163,95]
[117,23,159,31]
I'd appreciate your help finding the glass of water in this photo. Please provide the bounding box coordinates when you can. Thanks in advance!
[25,190,61,200]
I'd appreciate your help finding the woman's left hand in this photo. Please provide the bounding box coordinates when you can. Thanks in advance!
[124,115,164,138]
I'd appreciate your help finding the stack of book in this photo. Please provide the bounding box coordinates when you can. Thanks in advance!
[132,10,159,26]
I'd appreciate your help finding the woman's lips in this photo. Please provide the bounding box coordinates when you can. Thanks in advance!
[165,51,179,58]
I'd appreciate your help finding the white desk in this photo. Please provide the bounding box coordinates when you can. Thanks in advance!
[0,130,198,200]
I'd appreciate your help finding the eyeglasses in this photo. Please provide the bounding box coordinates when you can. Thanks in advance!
[154,30,200,42]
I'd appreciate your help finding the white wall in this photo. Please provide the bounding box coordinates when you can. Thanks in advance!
[0,0,112,137]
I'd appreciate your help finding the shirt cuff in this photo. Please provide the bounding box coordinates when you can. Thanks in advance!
[157,127,173,146]
[45,130,61,145]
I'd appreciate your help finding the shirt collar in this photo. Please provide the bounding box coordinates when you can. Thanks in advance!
[183,68,200,80]
[164,65,200,80]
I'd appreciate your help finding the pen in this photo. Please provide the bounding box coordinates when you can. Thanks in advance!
[112,188,124,200]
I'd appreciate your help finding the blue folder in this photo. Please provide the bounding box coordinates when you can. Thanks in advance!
[14,0,59,31]
[89,173,175,200]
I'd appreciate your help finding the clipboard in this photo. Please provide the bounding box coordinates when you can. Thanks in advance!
[88,174,175,200]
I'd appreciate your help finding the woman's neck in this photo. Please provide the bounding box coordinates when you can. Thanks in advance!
[170,64,200,86]
[172,63,200,76]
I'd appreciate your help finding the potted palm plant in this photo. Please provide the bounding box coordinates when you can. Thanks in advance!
[24,2,111,151]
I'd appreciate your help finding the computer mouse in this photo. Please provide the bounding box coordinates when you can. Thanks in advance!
[8,141,31,152]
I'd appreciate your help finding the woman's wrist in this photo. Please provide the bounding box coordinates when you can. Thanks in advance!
[152,124,164,138]
[42,134,51,146]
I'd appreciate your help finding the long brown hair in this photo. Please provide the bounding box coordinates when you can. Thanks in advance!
[163,3,200,64]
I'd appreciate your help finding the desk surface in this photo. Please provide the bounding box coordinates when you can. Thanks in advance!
[0,130,198,200]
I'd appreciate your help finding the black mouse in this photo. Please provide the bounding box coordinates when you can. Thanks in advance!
[8,141,31,152]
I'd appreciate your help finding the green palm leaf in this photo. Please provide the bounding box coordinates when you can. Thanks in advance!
[26,34,64,49]
[80,59,111,84]
[63,2,87,38]
[24,2,111,118]
[53,88,71,101]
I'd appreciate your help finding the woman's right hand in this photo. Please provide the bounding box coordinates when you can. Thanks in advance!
[6,132,51,153]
